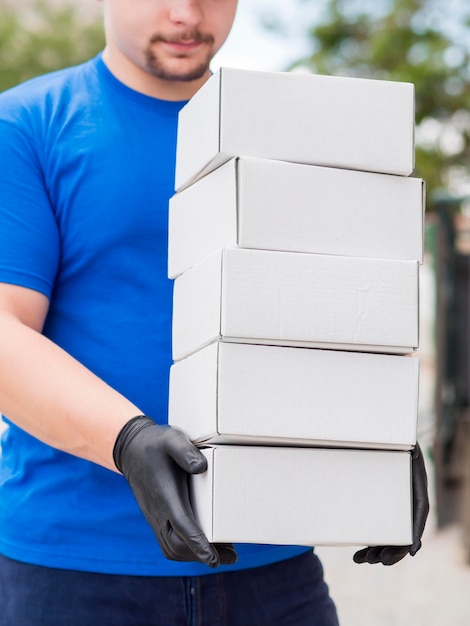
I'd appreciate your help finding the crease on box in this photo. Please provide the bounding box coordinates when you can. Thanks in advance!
[172,249,419,361]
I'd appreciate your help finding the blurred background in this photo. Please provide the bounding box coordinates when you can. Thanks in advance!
[1,0,470,623]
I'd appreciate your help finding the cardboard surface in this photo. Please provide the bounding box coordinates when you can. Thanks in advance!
[169,157,425,278]
[175,67,415,190]
[169,341,419,450]
[172,248,420,360]
[191,445,413,546]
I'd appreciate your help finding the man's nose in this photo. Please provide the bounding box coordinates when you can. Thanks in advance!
[168,0,204,28]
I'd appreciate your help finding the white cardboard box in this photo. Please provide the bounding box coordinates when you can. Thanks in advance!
[169,341,419,450]
[175,67,415,191]
[172,248,419,360]
[191,445,413,546]
[169,157,425,278]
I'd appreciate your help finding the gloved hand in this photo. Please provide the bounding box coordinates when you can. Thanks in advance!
[353,442,429,566]
[113,415,238,568]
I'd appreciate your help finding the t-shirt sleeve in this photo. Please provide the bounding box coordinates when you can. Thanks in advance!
[0,118,60,299]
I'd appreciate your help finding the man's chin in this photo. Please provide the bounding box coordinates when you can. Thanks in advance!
[145,53,212,83]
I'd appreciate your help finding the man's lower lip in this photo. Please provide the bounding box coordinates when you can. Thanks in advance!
[161,41,205,52]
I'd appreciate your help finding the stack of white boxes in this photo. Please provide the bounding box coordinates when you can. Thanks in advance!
[168,68,424,548]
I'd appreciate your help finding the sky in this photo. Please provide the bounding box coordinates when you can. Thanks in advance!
[211,0,318,73]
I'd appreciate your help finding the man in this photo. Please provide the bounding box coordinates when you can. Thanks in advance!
[0,1,427,624]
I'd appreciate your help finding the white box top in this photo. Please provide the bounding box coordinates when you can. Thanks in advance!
[176,67,415,190]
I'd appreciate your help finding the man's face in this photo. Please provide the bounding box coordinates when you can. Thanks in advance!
[102,0,238,87]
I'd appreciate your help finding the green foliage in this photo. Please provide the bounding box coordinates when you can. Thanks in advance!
[288,0,470,207]
[0,0,105,92]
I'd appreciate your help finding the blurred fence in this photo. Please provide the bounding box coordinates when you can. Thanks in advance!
[427,194,470,563]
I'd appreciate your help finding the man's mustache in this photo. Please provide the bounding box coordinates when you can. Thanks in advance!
[150,31,215,45]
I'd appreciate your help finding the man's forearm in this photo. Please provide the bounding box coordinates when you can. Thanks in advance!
[0,313,141,472]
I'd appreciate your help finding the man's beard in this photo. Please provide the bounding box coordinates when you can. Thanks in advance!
[144,31,215,82]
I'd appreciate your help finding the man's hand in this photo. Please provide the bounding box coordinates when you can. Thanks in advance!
[113,415,238,568]
[353,442,429,566]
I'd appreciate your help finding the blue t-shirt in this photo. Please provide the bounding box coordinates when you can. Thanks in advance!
[0,54,308,576]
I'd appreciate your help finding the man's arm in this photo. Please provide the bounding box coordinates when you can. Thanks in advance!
[0,282,237,567]
[0,282,142,471]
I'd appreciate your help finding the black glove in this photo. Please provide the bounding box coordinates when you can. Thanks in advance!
[113,415,238,568]
[353,442,429,566]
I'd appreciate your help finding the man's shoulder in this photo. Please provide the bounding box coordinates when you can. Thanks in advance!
[0,56,101,117]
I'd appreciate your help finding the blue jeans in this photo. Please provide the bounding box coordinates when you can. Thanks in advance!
[0,550,339,625]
